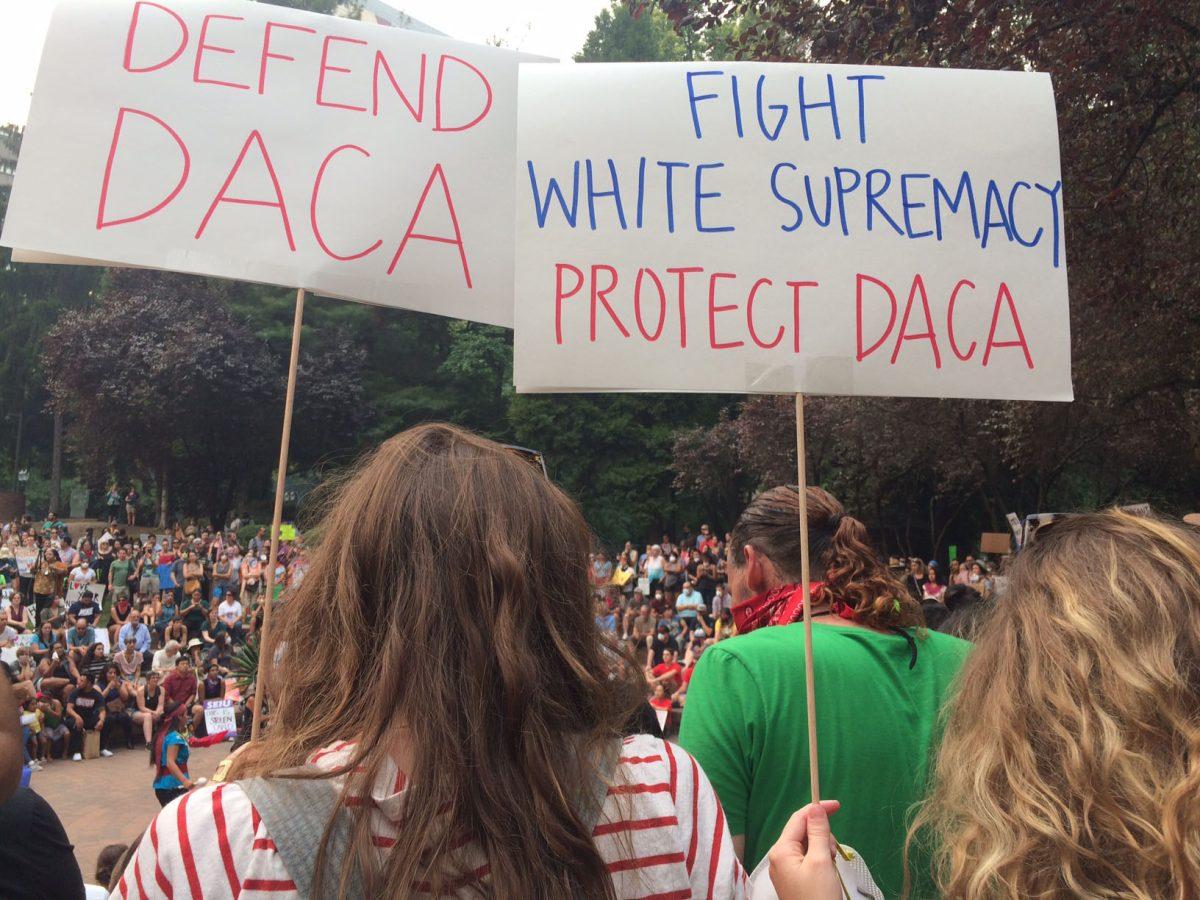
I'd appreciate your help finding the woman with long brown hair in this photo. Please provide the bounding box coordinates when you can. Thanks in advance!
[117,424,744,899]
[679,484,970,899]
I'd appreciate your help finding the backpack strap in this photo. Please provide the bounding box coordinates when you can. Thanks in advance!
[240,741,623,898]
[240,767,364,900]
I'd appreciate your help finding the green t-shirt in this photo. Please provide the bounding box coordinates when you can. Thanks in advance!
[109,559,132,589]
[679,622,970,898]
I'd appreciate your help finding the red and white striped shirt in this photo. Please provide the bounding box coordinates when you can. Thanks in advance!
[112,734,747,899]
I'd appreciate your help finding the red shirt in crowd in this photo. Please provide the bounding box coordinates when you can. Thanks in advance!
[652,661,682,690]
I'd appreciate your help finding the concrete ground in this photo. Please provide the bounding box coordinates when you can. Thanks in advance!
[31,741,230,884]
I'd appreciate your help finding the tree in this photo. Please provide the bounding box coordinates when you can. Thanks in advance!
[42,270,364,526]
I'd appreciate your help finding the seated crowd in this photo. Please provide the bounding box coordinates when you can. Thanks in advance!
[0,516,307,767]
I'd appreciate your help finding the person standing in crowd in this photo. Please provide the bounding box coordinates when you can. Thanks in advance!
[151,713,194,807]
[136,545,159,599]
[769,510,1200,900]
[642,543,666,599]
[680,485,969,899]
[117,424,744,898]
[903,557,927,600]
[124,485,139,526]
[921,564,945,602]
[105,485,123,524]
[32,546,67,625]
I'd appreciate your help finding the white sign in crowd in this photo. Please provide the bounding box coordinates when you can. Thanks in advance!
[1,0,1072,402]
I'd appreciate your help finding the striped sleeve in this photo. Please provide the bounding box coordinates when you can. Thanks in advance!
[109,783,298,899]
[669,741,748,899]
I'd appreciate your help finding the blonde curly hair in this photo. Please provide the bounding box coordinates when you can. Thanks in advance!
[908,509,1200,898]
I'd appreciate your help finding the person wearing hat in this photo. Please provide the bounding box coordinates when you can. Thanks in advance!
[185,636,204,667]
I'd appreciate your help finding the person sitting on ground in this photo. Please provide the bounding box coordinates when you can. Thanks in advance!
[36,643,73,700]
[114,636,144,683]
[119,424,745,898]
[679,485,969,899]
[151,639,182,674]
[132,670,164,751]
[65,673,112,761]
[100,663,135,751]
[769,509,1200,899]
[4,592,31,633]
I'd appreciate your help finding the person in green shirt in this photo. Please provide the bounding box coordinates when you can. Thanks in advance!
[679,485,970,898]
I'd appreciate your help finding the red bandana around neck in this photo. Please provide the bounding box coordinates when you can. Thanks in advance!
[731,582,855,634]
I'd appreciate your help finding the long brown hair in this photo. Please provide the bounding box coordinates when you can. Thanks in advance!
[729,484,920,629]
[229,424,643,898]
[908,509,1200,898]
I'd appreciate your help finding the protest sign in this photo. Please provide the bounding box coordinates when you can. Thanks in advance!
[980,532,1012,555]
[279,524,296,542]
[15,548,37,579]
[2,0,539,327]
[204,698,237,736]
[514,62,1071,401]
[66,584,106,614]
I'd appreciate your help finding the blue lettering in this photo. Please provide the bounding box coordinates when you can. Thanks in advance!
[686,70,724,139]
[981,179,1013,248]
[804,174,832,228]
[933,172,979,241]
[900,173,933,239]
[846,74,885,143]
[695,162,735,233]
[585,158,627,231]
[1035,180,1063,268]
[833,166,862,237]
[770,162,803,232]
[865,168,903,235]
[755,74,788,141]
[798,73,841,141]
[527,160,580,228]
[657,160,689,233]
[1006,181,1043,248]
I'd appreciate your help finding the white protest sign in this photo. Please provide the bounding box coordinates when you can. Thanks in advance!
[514,63,1071,400]
[2,0,540,327]
[203,698,237,735]
[15,548,37,579]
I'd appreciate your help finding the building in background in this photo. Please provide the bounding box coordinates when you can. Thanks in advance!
[0,126,18,190]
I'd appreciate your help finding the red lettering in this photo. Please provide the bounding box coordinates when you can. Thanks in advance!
[195,130,295,250]
[193,14,250,90]
[590,265,628,341]
[372,50,425,121]
[890,274,942,368]
[259,21,315,95]
[387,164,472,288]
[787,281,818,353]
[666,267,703,349]
[983,282,1034,368]
[746,278,782,350]
[317,35,368,112]
[707,272,743,350]
[433,55,493,132]
[97,108,191,230]
[947,278,977,361]
[310,145,382,261]
[124,2,188,73]
[554,263,584,345]
[856,273,897,361]
[633,267,667,341]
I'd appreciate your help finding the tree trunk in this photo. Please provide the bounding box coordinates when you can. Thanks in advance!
[157,462,169,529]
[48,409,63,515]
[10,409,22,493]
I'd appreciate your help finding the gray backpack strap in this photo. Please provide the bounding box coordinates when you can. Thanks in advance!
[240,768,364,900]
[577,739,622,832]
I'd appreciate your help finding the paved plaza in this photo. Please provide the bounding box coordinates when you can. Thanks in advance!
[30,742,229,886]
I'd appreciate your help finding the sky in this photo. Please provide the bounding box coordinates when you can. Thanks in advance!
[0,0,610,127]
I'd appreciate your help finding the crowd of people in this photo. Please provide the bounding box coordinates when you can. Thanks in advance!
[588,531,998,732]
[0,514,307,773]
[1,425,1197,899]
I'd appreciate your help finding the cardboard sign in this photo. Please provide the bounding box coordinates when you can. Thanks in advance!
[979,532,1012,555]
[203,698,237,735]
[15,548,37,579]
[2,0,541,327]
[514,62,1071,400]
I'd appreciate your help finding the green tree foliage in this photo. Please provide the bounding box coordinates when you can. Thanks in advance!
[41,271,364,525]
[661,0,1200,555]
[576,2,690,62]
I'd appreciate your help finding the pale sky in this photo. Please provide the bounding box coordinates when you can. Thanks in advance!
[0,0,610,127]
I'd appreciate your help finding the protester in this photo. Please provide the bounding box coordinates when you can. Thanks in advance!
[679,485,970,899]
[150,714,193,807]
[770,509,1200,899]
[116,424,744,898]
[65,673,112,761]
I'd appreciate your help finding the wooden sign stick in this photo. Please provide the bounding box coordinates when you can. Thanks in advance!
[795,392,820,802]
[250,287,305,742]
